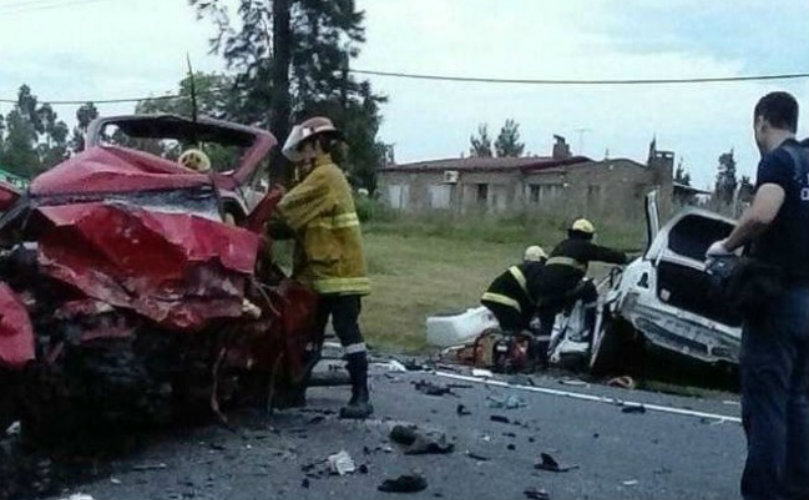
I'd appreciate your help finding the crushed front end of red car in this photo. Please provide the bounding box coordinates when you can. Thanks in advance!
[0,115,321,441]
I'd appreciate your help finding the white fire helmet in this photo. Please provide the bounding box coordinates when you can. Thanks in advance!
[281,116,343,162]
[524,245,548,262]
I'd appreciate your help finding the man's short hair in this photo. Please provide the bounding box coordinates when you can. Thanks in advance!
[754,91,799,133]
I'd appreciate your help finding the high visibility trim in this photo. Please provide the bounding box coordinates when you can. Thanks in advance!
[345,342,367,354]
[546,256,587,272]
[314,276,371,295]
[311,212,360,230]
[481,292,522,312]
[508,266,528,294]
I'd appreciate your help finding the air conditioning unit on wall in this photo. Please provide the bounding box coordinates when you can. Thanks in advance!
[443,170,459,184]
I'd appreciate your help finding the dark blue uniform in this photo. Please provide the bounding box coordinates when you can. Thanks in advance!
[741,138,809,500]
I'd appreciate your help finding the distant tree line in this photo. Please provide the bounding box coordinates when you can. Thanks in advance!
[469,119,525,158]
[0,85,98,178]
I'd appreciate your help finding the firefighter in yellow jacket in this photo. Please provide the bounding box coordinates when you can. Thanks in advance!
[276,116,373,419]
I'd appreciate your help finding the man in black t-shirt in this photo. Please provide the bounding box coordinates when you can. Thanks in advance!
[707,91,809,500]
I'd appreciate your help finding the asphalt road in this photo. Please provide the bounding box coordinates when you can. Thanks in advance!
[49,367,745,500]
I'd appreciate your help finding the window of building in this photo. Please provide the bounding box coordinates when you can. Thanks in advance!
[387,184,409,210]
[538,183,563,202]
[428,184,452,209]
[529,184,540,203]
[477,183,489,203]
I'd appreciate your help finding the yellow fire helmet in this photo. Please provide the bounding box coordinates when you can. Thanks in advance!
[524,245,548,262]
[178,148,212,173]
[571,218,596,235]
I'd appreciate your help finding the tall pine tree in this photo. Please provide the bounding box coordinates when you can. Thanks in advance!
[190,0,386,191]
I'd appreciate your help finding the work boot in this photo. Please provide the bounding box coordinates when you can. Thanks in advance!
[339,352,373,419]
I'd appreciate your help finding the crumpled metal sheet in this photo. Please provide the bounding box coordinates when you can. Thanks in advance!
[35,202,260,331]
[0,283,35,368]
[0,182,19,212]
[30,146,212,196]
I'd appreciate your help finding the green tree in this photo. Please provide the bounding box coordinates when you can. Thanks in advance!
[0,85,69,176]
[714,150,737,205]
[70,102,99,153]
[674,159,691,186]
[469,124,493,157]
[494,119,525,157]
[190,0,387,192]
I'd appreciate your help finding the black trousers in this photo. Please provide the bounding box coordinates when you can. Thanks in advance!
[482,300,528,332]
[315,294,364,348]
[538,280,598,339]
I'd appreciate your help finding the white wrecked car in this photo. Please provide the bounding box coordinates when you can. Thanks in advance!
[552,191,742,375]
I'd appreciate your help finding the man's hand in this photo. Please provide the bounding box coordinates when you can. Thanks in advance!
[706,239,733,260]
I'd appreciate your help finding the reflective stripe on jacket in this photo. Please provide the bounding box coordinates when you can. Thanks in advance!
[278,154,370,295]
[481,262,544,313]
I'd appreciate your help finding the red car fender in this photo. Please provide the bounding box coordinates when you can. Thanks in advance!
[0,283,35,369]
[0,181,20,212]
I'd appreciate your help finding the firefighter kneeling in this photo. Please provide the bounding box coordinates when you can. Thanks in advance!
[481,245,549,371]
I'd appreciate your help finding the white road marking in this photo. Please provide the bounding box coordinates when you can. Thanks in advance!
[433,371,742,424]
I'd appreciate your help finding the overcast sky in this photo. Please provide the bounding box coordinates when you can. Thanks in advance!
[1,0,808,188]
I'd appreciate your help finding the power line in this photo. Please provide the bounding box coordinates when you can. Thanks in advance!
[2,68,809,107]
[351,68,809,85]
[0,0,112,14]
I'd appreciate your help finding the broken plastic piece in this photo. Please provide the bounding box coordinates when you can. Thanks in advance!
[534,453,579,473]
[524,487,551,500]
[378,474,428,493]
[456,404,472,416]
[465,451,490,461]
[327,450,356,476]
[5,421,20,436]
[413,380,453,396]
[486,394,527,410]
[621,404,646,414]
[390,425,454,455]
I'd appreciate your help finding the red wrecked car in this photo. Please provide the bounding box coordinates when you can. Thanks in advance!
[0,114,321,441]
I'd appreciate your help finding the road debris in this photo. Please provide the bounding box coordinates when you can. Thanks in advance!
[621,404,647,414]
[456,404,472,416]
[465,451,491,461]
[490,415,510,424]
[5,421,20,436]
[327,450,356,476]
[508,375,536,386]
[413,379,455,396]
[534,453,579,473]
[375,360,408,372]
[59,494,95,500]
[486,394,527,409]
[403,359,427,371]
[622,479,639,486]
[131,463,168,472]
[301,478,310,489]
[389,425,454,455]
[607,376,636,390]
[524,486,551,500]
[472,368,494,378]
[559,378,588,387]
[378,474,428,493]
[109,478,121,485]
